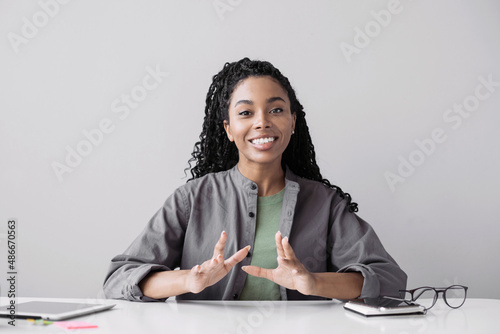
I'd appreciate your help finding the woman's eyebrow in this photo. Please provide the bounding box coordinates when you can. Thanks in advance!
[266,96,286,104]
[234,99,253,107]
[234,96,286,107]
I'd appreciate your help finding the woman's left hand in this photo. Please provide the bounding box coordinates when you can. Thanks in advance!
[242,231,316,296]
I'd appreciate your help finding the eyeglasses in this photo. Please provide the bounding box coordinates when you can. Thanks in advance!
[385,285,468,312]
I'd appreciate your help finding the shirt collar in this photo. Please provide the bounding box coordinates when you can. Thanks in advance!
[228,164,300,189]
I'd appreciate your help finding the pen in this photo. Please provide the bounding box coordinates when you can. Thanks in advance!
[27,319,53,325]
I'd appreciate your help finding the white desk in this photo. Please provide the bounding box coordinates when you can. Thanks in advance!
[1,297,498,333]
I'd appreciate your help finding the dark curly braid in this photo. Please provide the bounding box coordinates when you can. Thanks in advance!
[186,58,358,212]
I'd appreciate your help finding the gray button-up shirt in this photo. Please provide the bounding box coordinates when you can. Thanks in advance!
[103,166,407,302]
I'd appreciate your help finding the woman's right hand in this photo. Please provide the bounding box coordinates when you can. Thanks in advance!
[139,231,250,299]
[186,231,250,294]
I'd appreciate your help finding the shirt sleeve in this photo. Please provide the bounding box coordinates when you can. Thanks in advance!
[329,199,407,303]
[102,187,189,302]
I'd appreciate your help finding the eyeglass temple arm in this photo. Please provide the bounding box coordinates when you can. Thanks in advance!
[383,296,405,301]
[382,296,421,305]
[382,296,414,302]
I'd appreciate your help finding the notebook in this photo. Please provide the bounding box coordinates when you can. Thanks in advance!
[344,301,425,316]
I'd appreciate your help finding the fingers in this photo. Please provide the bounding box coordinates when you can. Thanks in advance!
[276,231,296,260]
[281,235,297,259]
[212,231,251,268]
[192,253,223,272]
[189,238,249,294]
[211,253,223,264]
[275,231,286,258]
[212,231,227,258]
[225,245,251,268]
[242,265,273,280]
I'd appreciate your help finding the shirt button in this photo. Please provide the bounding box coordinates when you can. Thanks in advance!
[249,212,255,218]
[251,184,257,190]
[233,293,238,300]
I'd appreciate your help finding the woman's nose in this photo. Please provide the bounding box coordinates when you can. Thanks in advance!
[254,110,271,129]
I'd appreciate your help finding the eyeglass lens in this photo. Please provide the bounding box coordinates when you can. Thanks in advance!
[444,285,467,308]
[403,288,436,309]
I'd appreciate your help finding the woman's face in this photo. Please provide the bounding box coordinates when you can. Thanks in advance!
[224,76,296,170]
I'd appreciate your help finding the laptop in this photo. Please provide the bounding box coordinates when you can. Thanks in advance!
[0,301,116,320]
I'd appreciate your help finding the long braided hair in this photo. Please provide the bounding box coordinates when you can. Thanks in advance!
[186,58,358,212]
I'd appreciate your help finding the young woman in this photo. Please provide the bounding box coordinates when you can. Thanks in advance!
[103,58,407,302]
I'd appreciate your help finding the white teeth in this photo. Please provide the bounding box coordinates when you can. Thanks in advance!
[251,137,275,145]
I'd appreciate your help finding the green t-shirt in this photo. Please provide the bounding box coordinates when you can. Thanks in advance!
[239,188,284,300]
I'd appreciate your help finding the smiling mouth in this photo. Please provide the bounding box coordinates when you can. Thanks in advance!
[250,137,276,145]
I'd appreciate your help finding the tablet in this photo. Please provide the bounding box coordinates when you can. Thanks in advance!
[0,301,116,320]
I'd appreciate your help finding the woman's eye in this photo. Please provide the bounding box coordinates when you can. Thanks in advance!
[270,108,283,114]
[238,110,250,116]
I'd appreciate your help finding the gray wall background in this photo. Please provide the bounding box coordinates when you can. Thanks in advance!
[1,0,499,299]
